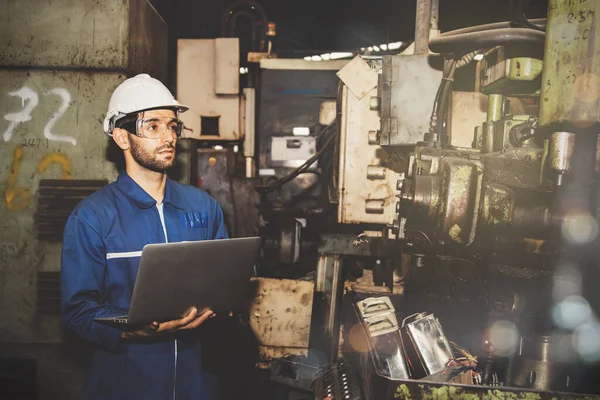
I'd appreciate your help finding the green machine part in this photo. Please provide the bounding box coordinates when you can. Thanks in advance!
[539,0,600,128]
[479,47,544,96]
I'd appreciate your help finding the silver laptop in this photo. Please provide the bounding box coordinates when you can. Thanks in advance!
[94,237,261,329]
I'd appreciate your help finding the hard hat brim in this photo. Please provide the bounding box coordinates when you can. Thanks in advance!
[137,104,189,114]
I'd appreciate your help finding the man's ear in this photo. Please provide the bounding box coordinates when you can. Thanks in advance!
[112,128,130,150]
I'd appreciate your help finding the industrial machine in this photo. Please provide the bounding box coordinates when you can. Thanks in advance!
[178,0,600,398]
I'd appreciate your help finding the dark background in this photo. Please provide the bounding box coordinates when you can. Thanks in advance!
[152,0,549,51]
[149,0,550,88]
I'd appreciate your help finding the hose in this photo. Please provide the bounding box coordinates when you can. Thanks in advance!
[509,0,546,32]
[436,61,457,139]
[429,28,545,54]
[436,18,546,38]
[220,1,269,52]
[227,11,258,48]
[455,50,479,69]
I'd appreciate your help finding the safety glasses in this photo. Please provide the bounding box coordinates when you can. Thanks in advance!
[116,116,183,139]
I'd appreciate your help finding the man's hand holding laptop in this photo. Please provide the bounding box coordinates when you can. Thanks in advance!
[121,307,215,340]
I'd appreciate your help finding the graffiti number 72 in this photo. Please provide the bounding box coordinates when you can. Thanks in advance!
[3,86,77,146]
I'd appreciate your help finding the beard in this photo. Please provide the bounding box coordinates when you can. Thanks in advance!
[129,138,176,173]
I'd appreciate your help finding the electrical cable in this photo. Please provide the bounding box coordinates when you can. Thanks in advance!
[436,60,458,138]
[428,56,464,144]
[455,50,479,69]
[255,126,336,193]
[428,59,453,141]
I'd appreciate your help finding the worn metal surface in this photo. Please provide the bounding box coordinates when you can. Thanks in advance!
[482,148,544,190]
[308,254,344,365]
[493,115,535,152]
[0,0,167,82]
[243,87,256,165]
[177,39,240,141]
[380,55,443,146]
[213,38,240,95]
[480,47,544,95]
[248,277,314,360]
[550,131,575,173]
[404,152,483,245]
[479,183,515,234]
[413,175,441,222]
[439,158,482,245]
[513,335,553,391]
[448,92,488,148]
[317,234,402,259]
[400,147,489,246]
[336,56,378,100]
[487,95,504,123]
[399,142,548,250]
[0,70,122,343]
[540,0,600,128]
[414,0,433,55]
[338,86,401,225]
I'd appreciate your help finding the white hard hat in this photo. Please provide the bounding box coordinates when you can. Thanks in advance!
[103,74,189,136]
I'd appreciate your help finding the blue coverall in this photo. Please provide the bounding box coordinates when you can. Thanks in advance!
[61,170,228,400]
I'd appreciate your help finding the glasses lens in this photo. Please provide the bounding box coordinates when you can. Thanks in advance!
[138,118,183,139]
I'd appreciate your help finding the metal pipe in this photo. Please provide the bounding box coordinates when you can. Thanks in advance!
[481,123,495,154]
[554,133,598,217]
[243,88,256,178]
[414,0,432,55]
[365,199,385,214]
[539,0,599,129]
[550,131,575,187]
[487,94,504,123]
[367,165,386,180]
[430,0,439,31]
[307,254,344,366]
[429,28,545,54]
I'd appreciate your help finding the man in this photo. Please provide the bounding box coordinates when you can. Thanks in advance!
[61,74,228,399]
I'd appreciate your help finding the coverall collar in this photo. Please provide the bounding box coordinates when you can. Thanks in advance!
[116,170,185,210]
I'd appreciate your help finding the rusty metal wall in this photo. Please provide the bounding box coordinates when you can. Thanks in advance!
[0,71,123,343]
[0,0,167,83]
[0,1,168,398]
[0,70,126,400]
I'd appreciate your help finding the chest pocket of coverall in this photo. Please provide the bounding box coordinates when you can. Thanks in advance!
[179,211,210,241]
